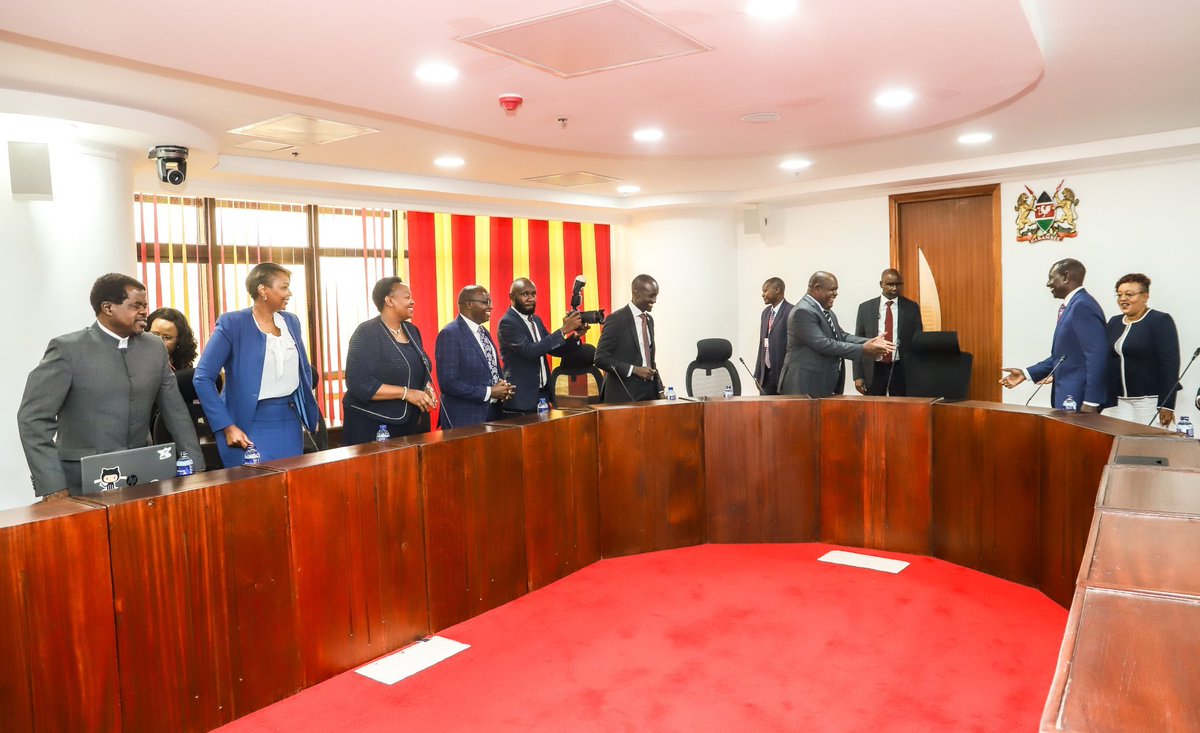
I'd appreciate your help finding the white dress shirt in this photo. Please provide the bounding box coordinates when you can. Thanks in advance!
[259,311,300,399]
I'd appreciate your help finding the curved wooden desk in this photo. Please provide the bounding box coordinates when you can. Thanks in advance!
[0,398,1191,732]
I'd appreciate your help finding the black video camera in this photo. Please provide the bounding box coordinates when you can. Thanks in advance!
[570,276,606,324]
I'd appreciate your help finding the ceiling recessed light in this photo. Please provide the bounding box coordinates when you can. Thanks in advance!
[415,63,459,85]
[779,158,812,171]
[957,132,993,144]
[740,112,782,124]
[434,156,465,168]
[874,88,915,108]
[746,0,798,19]
[633,128,663,142]
[617,184,641,194]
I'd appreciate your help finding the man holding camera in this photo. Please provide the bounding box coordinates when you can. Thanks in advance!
[498,277,586,414]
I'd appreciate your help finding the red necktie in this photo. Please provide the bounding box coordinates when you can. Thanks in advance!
[883,300,894,364]
[765,308,776,368]
[1057,303,1066,321]
[639,313,652,368]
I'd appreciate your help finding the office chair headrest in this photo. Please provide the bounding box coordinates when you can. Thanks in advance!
[558,342,597,369]
[910,331,961,356]
[695,338,733,364]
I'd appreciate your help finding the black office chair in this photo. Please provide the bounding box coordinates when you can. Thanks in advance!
[549,343,605,404]
[685,338,741,397]
[904,331,973,401]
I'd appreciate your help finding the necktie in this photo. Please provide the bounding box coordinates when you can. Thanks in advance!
[765,308,775,368]
[822,308,837,335]
[883,300,894,364]
[1057,303,1066,321]
[527,316,547,387]
[478,325,500,382]
[639,313,653,368]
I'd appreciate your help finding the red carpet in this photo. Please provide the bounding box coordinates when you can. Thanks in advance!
[218,544,1065,732]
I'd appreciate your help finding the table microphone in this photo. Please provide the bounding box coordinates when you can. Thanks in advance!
[738,357,764,394]
[1025,356,1066,407]
[1147,346,1200,425]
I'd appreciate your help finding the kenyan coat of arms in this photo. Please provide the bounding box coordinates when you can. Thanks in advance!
[1015,181,1079,243]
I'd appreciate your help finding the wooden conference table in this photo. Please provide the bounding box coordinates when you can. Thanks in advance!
[1,397,1195,732]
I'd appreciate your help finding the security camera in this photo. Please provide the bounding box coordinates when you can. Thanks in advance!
[148,145,188,185]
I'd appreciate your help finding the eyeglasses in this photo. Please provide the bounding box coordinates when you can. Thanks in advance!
[1115,291,1147,298]
[466,298,493,306]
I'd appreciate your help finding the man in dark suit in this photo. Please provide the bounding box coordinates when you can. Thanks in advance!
[435,285,516,428]
[853,268,923,396]
[1001,258,1107,410]
[17,273,205,500]
[753,277,793,395]
[498,277,585,414]
[777,271,894,397]
[594,274,663,403]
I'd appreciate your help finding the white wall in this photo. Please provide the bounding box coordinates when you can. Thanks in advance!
[1,139,135,510]
[613,208,739,394]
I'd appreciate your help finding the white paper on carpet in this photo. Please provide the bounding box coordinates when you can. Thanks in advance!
[356,636,470,685]
[818,550,909,574]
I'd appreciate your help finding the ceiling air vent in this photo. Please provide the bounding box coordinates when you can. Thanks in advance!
[228,114,379,146]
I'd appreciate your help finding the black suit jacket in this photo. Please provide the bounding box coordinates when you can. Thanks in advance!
[853,295,923,387]
[594,305,662,403]
[753,299,793,395]
[498,308,580,412]
[1104,309,1180,410]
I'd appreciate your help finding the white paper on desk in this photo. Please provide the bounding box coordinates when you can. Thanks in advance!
[356,636,470,685]
[818,550,909,574]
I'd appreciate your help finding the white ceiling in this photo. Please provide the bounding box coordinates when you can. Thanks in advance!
[1,0,1199,209]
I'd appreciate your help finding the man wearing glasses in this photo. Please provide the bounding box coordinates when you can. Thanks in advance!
[434,285,517,428]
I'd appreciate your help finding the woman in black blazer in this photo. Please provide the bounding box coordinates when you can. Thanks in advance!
[147,307,221,464]
[341,277,438,445]
[1103,273,1180,427]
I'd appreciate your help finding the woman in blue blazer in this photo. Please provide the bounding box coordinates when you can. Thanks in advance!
[1103,273,1180,427]
[194,262,320,466]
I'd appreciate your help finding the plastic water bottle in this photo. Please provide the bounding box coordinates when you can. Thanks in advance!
[1178,416,1194,439]
[723,385,734,398]
[666,386,677,400]
[1062,395,1078,412]
[375,424,391,442]
[536,398,550,415]
[243,443,261,466]
[175,450,194,477]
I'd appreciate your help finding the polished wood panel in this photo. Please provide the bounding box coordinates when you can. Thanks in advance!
[1044,588,1200,732]
[0,502,120,732]
[89,468,298,733]
[819,397,935,553]
[1037,419,1121,607]
[271,443,429,686]
[594,400,705,557]
[703,396,819,543]
[931,401,1047,585]
[416,425,527,631]
[488,411,601,591]
[891,185,1001,402]
[1081,510,1200,596]
[1098,465,1200,515]
[1111,434,1200,469]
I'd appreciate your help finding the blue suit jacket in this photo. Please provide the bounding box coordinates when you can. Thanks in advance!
[1027,289,1108,408]
[193,308,320,435]
[435,317,502,428]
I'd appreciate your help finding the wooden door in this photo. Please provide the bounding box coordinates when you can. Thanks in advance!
[890,185,1002,402]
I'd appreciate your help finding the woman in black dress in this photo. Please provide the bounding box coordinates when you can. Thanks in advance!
[342,277,438,444]
[147,308,221,462]
[1103,273,1180,427]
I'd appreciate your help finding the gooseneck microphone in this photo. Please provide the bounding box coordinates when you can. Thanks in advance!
[1025,355,1067,407]
[1147,346,1200,426]
[738,357,764,394]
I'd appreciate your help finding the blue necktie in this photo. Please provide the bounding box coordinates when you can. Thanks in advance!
[478,325,500,382]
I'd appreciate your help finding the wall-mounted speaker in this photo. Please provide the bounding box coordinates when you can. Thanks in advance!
[8,141,53,200]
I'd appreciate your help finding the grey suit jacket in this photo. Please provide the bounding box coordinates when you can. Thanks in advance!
[17,323,205,496]
[777,295,868,397]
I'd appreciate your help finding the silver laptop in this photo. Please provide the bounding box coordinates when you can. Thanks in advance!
[78,443,177,495]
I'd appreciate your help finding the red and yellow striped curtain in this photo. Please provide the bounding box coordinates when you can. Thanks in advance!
[406,211,612,379]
